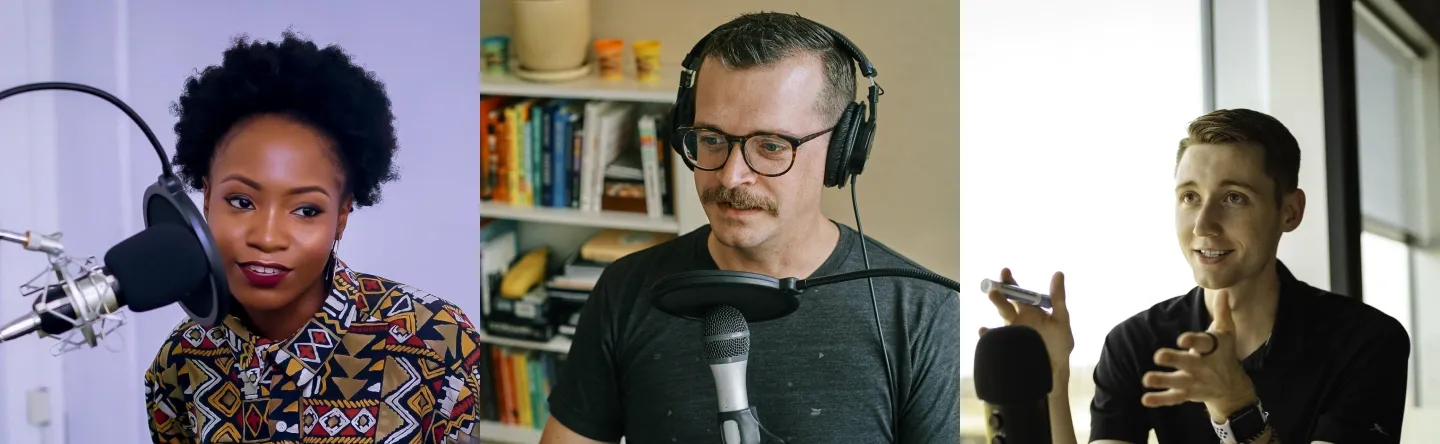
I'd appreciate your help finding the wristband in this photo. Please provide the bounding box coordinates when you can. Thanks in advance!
[1212,399,1269,444]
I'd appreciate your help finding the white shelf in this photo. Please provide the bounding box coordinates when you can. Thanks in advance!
[479,421,543,444]
[479,65,679,104]
[481,201,680,234]
[479,332,572,354]
[478,420,628,444]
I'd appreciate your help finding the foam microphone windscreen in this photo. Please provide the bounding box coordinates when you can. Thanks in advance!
[974,325,1053,404]
[103,223,211,312]
[702,304,750,362]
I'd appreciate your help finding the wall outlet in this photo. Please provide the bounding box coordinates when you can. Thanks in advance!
[27,386,51,428]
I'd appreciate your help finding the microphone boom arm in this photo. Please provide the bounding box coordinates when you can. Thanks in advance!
[781,268,960,295]
[0,82,173,176]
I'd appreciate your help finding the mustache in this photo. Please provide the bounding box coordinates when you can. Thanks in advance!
[700,186,778,215]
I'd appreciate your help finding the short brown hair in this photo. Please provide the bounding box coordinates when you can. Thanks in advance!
[1176,108,1301,205]
[698,12,856,122]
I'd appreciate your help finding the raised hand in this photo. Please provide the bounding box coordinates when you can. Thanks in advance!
[981,268,1074,372]
[1140,290,1259,421]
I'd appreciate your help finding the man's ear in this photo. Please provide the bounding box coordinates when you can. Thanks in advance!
[1281,188,1306,232]
[335,197,353,240]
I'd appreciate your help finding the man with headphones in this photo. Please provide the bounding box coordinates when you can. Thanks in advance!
[541,11,960,444]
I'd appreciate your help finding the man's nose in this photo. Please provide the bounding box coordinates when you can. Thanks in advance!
[716,143,756,188]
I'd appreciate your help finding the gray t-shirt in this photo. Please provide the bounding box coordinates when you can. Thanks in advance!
[547,221,960,444]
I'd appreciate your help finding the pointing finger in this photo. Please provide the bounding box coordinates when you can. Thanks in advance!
[1212,290,1235,333]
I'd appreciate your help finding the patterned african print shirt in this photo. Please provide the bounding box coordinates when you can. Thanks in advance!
[144,257,485,444]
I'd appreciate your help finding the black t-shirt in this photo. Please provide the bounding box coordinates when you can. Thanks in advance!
[1089,261,1411,443]
[547,222,961,444]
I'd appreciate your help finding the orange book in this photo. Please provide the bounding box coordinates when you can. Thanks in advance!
[492,346,515,424]
[481,96,509,202]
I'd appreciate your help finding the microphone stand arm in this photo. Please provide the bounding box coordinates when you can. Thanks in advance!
[0,229,65,256]
[0,82,173,177]
[779,268,961,295]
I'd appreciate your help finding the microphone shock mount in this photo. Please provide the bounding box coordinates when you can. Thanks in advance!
[1,228,125,354]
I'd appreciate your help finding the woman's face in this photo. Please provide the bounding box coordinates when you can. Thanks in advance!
[203,114,350,313]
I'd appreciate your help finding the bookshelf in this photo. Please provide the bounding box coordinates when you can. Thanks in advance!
[480,422,544,444]
[480,65,679,104]
[480,201,680,233]
[478,332,573,355]
[478,61,701,444]
[479,64,707,239]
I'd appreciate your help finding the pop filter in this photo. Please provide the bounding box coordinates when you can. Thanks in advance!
[650,271,801,323]
[649,267,959,322]
[0,82,232,328]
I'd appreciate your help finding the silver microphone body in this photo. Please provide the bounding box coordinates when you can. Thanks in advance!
[710,355,751,412]
[702,305,764,444]
[0,267,120,344]
[0,316,42,344]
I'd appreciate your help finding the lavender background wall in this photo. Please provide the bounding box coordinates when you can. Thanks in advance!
[26,1,479,442]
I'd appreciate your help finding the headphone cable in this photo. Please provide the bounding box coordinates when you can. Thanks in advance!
[850,174,899,443]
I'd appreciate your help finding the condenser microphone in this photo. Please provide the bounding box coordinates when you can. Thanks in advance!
[974,325,1053,444]
[703,304,765,444]
[0,224,211,344]
[0,81,232,329]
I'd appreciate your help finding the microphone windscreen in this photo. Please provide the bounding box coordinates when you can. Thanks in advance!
[103,223,211,312]
[974,325,1053,404]
[701,304,750,361]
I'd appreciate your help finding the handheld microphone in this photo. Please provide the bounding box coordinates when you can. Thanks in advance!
[974,325,1053,444]
[0,224,211,350]
[980,279,1052,309]
[702,304,765,444]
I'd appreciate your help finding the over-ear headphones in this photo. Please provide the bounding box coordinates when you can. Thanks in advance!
[663,18,883,189]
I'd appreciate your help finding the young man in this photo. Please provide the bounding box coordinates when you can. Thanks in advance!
[984,109,1411,443]
[540,12,961,444]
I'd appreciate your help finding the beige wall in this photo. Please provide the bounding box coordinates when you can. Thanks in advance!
[482,0,961,280]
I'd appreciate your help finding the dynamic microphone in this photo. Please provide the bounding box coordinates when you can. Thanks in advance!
[975,325,1053,444]
[0,223,210,346]
[650,267,958,443]
[703,304,765,444]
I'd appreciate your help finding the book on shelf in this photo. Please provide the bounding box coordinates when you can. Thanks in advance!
[481,227,677,343]
[481,219,520,318]
[480,342,563,431]
[579,228,675,263]
[545,253,596,337]
[480,95,674,218]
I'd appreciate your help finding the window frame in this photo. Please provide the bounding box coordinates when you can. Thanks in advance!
[1334,0,1440,410]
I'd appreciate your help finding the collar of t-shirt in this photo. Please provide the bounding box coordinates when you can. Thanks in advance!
[1185,261,1318,370]
[690,220,859,279]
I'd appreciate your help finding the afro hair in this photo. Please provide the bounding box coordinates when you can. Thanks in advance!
[170,30,399,208]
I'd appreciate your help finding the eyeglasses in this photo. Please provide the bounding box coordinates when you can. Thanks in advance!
[677,126,835,176]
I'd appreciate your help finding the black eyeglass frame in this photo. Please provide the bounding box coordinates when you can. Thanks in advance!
[674,125,836,177]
